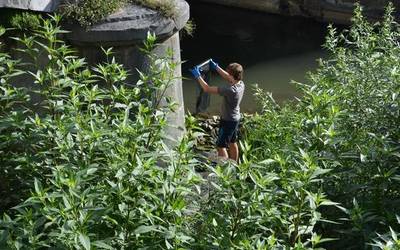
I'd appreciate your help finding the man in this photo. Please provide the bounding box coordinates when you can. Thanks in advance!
[190,59,245,162]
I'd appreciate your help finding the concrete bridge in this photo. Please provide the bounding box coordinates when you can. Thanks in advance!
[0,0,189,145]
[194,0,400,24]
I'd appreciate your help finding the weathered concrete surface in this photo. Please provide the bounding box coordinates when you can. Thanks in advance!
[65,0,189,44]
[0,0,61,12]
[194,0,400,24]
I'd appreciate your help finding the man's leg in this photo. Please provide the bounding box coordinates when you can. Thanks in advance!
[217,147,229,159]
[228,142,239,162]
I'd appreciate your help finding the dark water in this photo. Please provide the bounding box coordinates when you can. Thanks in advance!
[181,2,329,113]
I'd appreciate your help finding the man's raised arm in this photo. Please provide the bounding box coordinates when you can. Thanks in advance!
[210,59,231,82]
[190,67,219,94]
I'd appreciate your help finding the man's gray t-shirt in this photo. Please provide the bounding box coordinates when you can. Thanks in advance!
[218,81,245,121]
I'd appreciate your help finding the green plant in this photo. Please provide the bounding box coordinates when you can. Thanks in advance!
[1,2,400,250]
[10,12,41,31]
[183,19,196,37]
[61,0,177,27]
[372,215,400,250]
[0,14,203,249]
[243,3,400,249]
[133,0,176,17]
[61,0,126,27]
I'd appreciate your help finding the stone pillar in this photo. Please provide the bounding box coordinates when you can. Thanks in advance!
[64,0,189,145]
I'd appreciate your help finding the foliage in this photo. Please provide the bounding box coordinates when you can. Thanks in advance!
[0,10,41,43]
[183,19,196,37]
[132,0,176,18]
[10,12,41,31]
[1,3,399,250]
[191,148,337,249]
[0,14,202,249]
[0,13,338,250]
[61,0,125,27]
[244,3,400,249]
[61,0,176,27]
[371,215,400,250]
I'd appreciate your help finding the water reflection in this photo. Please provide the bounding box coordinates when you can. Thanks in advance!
[181,2,329,113]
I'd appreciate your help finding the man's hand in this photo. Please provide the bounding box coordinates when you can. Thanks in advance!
[190,66,201,79]
[210,59,219,71]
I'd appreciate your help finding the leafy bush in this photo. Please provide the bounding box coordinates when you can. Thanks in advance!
[0,14,202,249]
[0,13,339,250]
[244,3,400,249]
[191,152,337,249]
[1,3,399,250]
[10,12,41,31]
[372,215,400,250]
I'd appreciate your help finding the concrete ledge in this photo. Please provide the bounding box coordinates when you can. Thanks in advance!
[65,0,189,45]
[0,0,61,12]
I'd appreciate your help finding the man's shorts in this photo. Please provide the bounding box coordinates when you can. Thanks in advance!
[216,120,240,148]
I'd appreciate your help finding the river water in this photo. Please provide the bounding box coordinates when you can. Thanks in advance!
[181,2,329,114]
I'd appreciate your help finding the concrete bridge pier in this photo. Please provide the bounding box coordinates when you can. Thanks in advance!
[0,0,190,145]
[64,0,189,145]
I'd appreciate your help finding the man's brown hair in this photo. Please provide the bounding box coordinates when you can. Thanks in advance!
[226,63,243,81]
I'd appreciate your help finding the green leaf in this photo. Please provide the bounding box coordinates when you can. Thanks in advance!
[0,26,5,36]
[92,241,113,250]
[134,225,156,235]
[310,168,332,179]
[212,218,218,227]
[390,227,398,241]
[86,168,98,175]
[34,178,42,195]
[79,233,91,250]
[259,159,275,165]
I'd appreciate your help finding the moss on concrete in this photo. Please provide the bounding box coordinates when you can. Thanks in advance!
[61,0,176,27]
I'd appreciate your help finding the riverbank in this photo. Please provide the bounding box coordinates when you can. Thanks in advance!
[191,113,251,153]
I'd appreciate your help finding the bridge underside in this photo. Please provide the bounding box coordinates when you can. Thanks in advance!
[194,0,400,24]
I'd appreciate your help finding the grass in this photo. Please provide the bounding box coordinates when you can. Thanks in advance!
[132,0,176,18]
[61,0,177,27]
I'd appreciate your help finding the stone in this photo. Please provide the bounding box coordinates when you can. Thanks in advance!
[65,0,189,45]
[0,0,61,12]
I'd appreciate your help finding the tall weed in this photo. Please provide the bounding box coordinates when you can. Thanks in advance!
[0,15,201,249]
[244,3,400,249]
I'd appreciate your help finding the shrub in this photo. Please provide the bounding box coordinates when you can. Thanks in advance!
[10,12,41,31]
[0,13,338,250]
[0,14,202,249]
[1,3,399,250]
[244,3,400,249]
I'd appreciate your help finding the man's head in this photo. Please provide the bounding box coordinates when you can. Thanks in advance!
[226,63,243,83]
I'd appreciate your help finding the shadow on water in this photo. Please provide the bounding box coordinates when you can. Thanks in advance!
[181,2,330,114]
